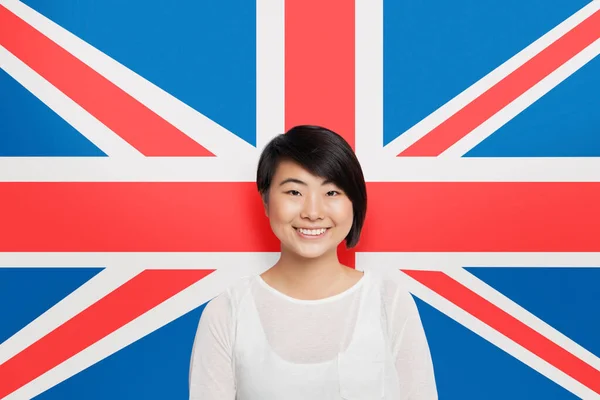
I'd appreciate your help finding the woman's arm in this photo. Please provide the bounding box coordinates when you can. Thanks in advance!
[189,293,236,400]
[387,279,438,399]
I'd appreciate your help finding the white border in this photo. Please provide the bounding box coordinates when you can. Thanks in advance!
[3,157,600,182]
[256,0,285,151]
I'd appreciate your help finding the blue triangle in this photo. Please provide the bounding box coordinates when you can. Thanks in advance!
[414,296,577,399]
[0,268,103,345]
[382,0,589,146]
[35,303,207,400]
[22,0,257,146]
[466,54,600,157]
[0,70,105,156]
[466,267,600,358]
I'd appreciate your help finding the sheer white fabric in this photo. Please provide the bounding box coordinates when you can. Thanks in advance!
[189,268,437,399]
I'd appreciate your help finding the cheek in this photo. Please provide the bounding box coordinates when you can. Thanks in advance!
[267,196,300,224]
[329,199,354,227]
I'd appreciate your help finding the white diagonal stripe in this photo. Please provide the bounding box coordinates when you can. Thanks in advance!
[0,45,142,158]
[445,267,600,371]
[0,267,143,365]
[3,0,257,160]
[4,267,260,400]
[256,0,285,151]
[442,38,600,157]
[371,265,599,399]
[382,1,600,157]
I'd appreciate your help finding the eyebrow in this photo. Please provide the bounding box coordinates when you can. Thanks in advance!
[278,178,333,186]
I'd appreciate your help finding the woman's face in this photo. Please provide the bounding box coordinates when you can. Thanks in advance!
[265,160,354,260]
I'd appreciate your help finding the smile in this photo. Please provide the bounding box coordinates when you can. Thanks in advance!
[295,227,329,238]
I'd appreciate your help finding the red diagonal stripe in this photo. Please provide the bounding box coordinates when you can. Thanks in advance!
[399,9,600,157]
[0,269,213,398]
[0,182,599,252]
[0,6,212,157]
[405,270,600,394]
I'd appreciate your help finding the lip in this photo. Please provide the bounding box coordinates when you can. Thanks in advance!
[294,227,330,239]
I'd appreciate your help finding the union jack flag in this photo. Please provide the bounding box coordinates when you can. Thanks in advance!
[0,0,599,398]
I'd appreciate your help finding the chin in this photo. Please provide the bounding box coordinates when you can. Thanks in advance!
[294,250,327,259]
[289,244,338,260]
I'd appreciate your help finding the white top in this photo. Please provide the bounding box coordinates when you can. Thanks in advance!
[189,268,438,399]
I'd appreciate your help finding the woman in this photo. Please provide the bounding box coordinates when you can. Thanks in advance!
[189,125,438,399]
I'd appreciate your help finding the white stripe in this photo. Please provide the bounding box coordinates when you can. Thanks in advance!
[4,268,252,400]
[0,252,280,269]
[256,0,285,151]
[3,157,600,182]
[362,157,600,182]
[382,1,600,157]
[355,0,383,164]
[0,157,259,181]
[1,252,599,270]
[357,252,600,270]
[445,267,600,371]
[443,38,600,157]
[0,267,143,365]
[3,0,257,160]
[389,267,599,399]
[0,46,142,158]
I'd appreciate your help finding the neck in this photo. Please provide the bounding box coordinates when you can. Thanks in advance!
[268,246,347,295]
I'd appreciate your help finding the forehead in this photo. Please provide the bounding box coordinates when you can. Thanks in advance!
[273,160,328,184]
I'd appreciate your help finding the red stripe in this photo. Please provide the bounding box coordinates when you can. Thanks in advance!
[285,0,356,265]
[0,269,214,398]
[1,182,599,252]
[357,182,600,252]
[0,182,278,252]
[405,270,600,394]
[0,6,212,157]
[399,10,600,157]
[285,0,355,148]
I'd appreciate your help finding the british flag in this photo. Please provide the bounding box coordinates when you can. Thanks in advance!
[1,0,599,398]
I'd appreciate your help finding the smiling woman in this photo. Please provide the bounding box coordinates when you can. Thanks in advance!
[189,125,438,399]
[261,159,355,261]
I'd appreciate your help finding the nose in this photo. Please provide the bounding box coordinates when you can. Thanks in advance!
[300,193,324,221]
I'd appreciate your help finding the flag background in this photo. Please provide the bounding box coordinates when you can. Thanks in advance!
[1,0,599,398]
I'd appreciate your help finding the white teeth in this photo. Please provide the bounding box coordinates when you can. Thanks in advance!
[297,228,327,236]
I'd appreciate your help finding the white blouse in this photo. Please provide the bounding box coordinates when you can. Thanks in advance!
[189,268,438,399]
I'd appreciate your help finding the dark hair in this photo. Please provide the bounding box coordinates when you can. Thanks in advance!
[256,125,367,248]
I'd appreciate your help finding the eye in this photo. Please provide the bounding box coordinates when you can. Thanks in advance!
[286,190,301,196]
[327,190,341,196]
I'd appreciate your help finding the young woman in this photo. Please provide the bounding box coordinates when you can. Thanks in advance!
[189,125,438,399]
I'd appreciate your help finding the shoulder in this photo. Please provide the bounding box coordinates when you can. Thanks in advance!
[200,274,256,322]
[365,267,408,294]
[365,267,420,317]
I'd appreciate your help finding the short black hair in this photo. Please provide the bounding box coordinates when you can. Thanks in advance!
[256,125,367,248]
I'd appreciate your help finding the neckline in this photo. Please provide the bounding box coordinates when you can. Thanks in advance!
[256,269,368,305]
